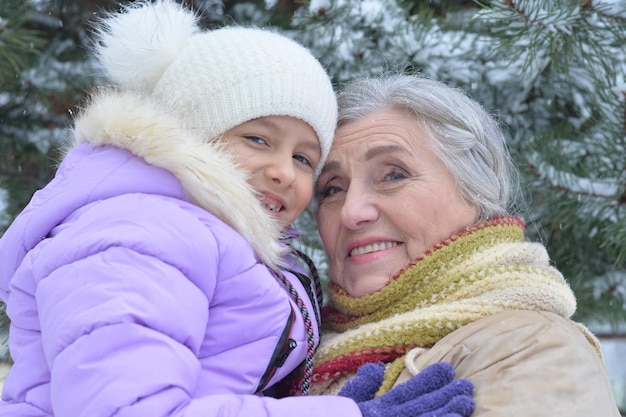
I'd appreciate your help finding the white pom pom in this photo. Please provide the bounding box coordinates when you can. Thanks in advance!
[95,0,200,92]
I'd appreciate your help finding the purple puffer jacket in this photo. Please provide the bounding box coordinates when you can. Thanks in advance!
[0,91,360,417]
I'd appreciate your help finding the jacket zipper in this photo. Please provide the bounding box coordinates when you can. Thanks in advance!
[255,306,297,393]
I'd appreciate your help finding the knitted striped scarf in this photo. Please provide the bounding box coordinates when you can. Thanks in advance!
[309,217,599,395]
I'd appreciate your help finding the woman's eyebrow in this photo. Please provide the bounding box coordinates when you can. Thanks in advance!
[364,144,404,160]
[320,144,405,175]
[319,160,340,175]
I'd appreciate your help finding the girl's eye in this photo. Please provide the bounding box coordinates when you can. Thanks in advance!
[244,135,267,145]
[294,154,313,167]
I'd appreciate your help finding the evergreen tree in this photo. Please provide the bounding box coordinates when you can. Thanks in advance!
[287,0,626,330]
[1,0,624,344]
[0,0,111,231]
[1,0,48,230]
[1,0,625,410]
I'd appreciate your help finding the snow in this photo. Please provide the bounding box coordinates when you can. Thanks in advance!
[308,0,330,13]
[528,152,620,197]
[594,0,626,17]
[600,337,626,411]
[0,189,9,230]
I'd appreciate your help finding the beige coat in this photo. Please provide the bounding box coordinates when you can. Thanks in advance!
[394,310,620,416]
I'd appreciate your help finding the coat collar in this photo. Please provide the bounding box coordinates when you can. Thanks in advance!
[71,89,287,269]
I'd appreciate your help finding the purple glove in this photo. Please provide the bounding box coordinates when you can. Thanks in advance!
[338,362,475,417]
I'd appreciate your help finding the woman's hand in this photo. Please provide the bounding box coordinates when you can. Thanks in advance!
[338,362,474,417]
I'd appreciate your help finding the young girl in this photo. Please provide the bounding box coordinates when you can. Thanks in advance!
[0,2,473,417]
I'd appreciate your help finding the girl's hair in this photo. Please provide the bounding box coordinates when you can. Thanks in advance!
[336,74,519,222]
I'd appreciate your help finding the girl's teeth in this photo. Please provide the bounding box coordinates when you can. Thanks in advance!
[264,203,281,213]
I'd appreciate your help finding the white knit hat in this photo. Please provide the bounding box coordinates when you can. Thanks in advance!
[94,0,337,177]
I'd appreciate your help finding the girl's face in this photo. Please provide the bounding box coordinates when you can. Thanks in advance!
[222,116,320,228]
[316,109,477,297]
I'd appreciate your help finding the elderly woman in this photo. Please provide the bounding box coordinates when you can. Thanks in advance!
[311,74,620,416]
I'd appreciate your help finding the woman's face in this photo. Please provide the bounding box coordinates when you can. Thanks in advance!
[316,109,477,297]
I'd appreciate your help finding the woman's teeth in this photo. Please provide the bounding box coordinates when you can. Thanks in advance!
[350,241,398,256]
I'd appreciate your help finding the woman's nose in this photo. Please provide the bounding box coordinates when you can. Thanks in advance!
[340,186,379,230]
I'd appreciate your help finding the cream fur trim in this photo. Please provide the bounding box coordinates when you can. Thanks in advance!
[71,90,286,269]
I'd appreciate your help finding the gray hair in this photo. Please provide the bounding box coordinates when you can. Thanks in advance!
[335,74,518,222]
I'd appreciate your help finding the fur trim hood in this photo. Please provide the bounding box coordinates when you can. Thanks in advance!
[71,89,286,268]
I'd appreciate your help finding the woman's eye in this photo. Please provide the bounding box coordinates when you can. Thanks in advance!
[294,154,313,167]
[244,135,267,145]
[316,184,342,199]
[384,169,408,181]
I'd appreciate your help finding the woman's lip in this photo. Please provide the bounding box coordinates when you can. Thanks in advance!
[347,241,401,265]
[346,237,400,257]
[350,241,399,256]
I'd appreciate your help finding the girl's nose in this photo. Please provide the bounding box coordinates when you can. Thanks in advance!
[265,156,296,187]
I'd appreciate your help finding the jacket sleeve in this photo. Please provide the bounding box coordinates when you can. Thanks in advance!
[35,196,212,416]
[396,310,620,417]
[34,196,361,417]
